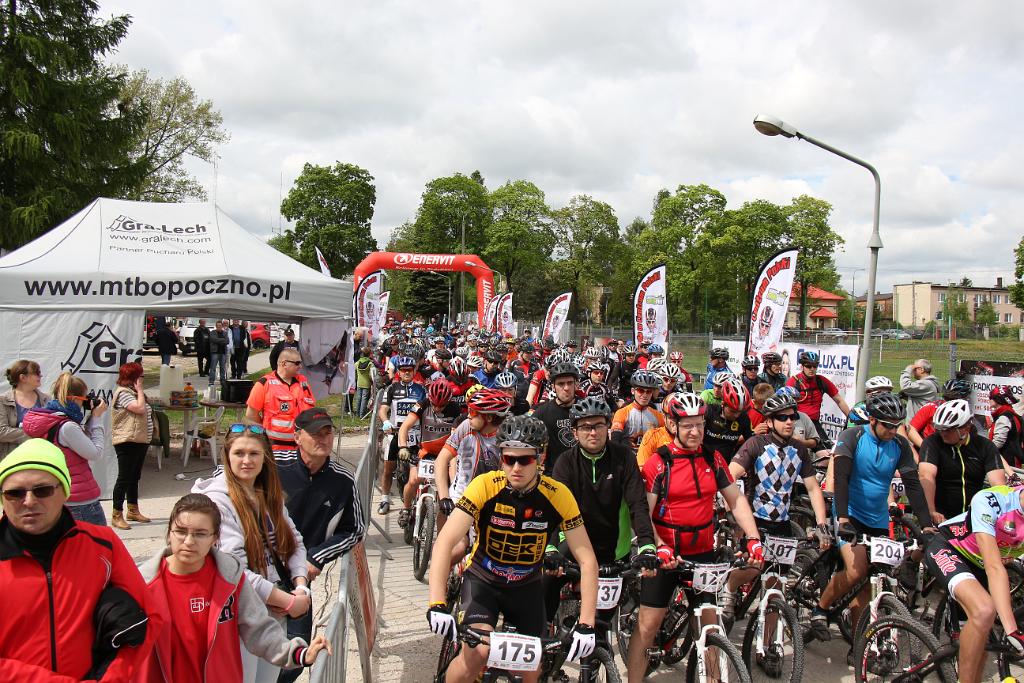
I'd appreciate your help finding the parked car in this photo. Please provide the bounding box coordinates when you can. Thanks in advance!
[249,323,272,349]
[819,329,848,339]
[910,330,925,340]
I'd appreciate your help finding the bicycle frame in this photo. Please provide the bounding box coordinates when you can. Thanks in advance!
[692,596,731,683]
[412,478,435,543]
[751,569,788,658]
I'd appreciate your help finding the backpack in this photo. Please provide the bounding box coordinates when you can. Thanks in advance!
[649,445,723,550]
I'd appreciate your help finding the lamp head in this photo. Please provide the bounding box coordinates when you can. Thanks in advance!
[753,114,798,139]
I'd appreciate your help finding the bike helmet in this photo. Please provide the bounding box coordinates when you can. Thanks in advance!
[543,336,556,350]
[494,371,518,390]
[630,369,661,389]
[648,343,665,355]
[428,380,454,406]
[710,347,730,360]
[468,388,513,416]
[449,356,468,378]
[394,356,415,369]
[932,399,972,429]
[454,346,469,358]
[584,347,601,360]
[849,403,871,425]
[660,364,683,381]
[721,381,749,411]
[942,378,970,399]
[799,351,820,366]
[741,355,760,370]
[549,362,581,381]
[623,343,638,354]
[433,348,452,362]
[497,414,548,451]
[566,339,578,348]
[864,375,893,392]
[711,371,736,388]
[664,392,706,419]
[762,392,798,416]
[588,362,610,376]
[990,386,1017,406]
[866,393,906,422]
[546,348,570,367]
[661,392,682,415]
[669,351,684,362]
[646,358,668,376]
[761,352,782,365]
[466,355,484,370]
[484,350,505,364]
[571,354,586,370]
[775,385,800,400]
[518,340,534,353]
[570,396,613,425]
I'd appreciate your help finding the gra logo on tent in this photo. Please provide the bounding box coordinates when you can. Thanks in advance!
[61,322,142,375]
[106,215,208,235]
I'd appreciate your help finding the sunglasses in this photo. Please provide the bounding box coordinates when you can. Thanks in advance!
[229,423,266,435]
[877,420,902,429]
[772,413,799,422]
[2,484,60,502]
[280,359,302,366]
[501,454,537,468]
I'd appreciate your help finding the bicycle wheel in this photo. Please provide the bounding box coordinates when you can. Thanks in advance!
[580,647,622,683]
[853,615,956,683]
[414,497,436,581]
[685,631,752,683]
[435,635,460,682]
[852,593,912,646]
[661,600,694,665]
[742,596,804,683]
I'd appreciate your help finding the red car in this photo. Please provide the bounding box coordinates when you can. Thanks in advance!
[249,323,271,349]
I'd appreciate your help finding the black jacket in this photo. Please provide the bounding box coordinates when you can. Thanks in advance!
[192,325,211,354]
[208,329,229,354]
[548,440,656,563]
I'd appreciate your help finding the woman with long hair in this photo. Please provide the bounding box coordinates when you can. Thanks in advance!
[21,371,107,525]
[110,362,154,529]
[137,493,331,682]
[0,359,49,459]
[191,426,310,683]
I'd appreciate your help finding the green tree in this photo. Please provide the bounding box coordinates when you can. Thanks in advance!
[550,195,621,319]
[405,271,452,321]
[975,300,998,327]
[0,0,147,250]
[958,276,973,288]
[944,286,970,325]
[267,231,299,261]
[279,162,377,277]
[413,172,490,254]
[483,180,553,287]
[1010,237,1024,311]
[787,195,844,328]
[119,69,229,201]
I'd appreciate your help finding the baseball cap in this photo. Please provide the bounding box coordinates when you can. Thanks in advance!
[295,407,334,433]
[0,439,72,497]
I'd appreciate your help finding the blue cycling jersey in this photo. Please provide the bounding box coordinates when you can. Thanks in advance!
[704,364,730,390]
[473,368,498,389]
[832,425,915,529]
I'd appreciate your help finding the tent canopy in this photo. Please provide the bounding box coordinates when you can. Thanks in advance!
[0,198,351,321]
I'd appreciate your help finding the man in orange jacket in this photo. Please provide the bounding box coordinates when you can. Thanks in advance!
[246,349,317,456]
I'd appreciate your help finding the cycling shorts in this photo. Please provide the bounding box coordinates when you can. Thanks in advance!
[459,571,546,637]
[388,437,422,463]
[755,519,795,539]
[922,533,986,599]
[838,517,889,549]
[639,550,718,609]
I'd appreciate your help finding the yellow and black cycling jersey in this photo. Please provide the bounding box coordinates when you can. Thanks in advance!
[456,471,584,586]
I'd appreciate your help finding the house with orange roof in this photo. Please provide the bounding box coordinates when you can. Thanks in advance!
[787,284,844,330]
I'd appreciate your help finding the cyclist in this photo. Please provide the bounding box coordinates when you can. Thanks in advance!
[616,344,642,404]
[989,385,1024,468]
[654,363,683,410]
[922,484,1024,683]
[747,383,775,436]
[907,378,971,449]
[627,393,765,683]
[636,392,680,468]
[531,363,581,471]
[377,356,426,514]
[647,343,666,366]
[724,391,832,627]
[704,347,731,389]
[847,375,895,428]
[786,351,850,448]
[809,393,935,645]
[493,371,530,416]
[525,349,568,406]
[544,397,659,630]
[699,370,734,407]
[920,398,1007,523]
[445,357,476,411]
[758,351,787,392]
[397,380,462,529]
[739,355,761,394]
[668,350,693,390]
[702,379,753,462]
[611,370,665,455]
[508,341,540,402]
[426,415,599,683]
[472,350,504,388]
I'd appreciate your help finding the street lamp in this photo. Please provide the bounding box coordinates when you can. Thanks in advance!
[754,114,883,401]
[839,267,866,330]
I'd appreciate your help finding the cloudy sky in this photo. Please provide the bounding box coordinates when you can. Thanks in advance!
[101,1,1024,295]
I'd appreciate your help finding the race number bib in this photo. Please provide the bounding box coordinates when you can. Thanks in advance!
[596,577,623,609]
[392,398,418,426]
[763,535,799,565]
[487,632,542,672]
[406,426,422,446]
[692,563,730,593]
[869,537,905,566]
[890,478,905,499]
[417,458,436,482]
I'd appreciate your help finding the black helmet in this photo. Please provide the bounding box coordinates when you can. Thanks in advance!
[549,362,580,381]
[484,350,504,364]
[942,378,970,399]
[433,348,452,361]
[762,393,797,416]
[570,396,612,425]
[710,347,730,360]
[497,415,549,450]
[518,340,534,353]
[866,393,906,422]
[741,355,760,370]
[761,352,782,365]
[799,351,820,366]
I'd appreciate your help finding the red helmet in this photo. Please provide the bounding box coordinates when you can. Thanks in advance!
[721,380,749,411]
[467,388,512,416]
[428,380,454,407]
[664,392,706,419]
[991,385,1016,406]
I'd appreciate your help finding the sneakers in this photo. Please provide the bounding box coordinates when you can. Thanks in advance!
[808,607,831,642]
[377,497,391,515]
[398,509,411,528]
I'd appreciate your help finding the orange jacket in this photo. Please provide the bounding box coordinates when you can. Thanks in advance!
[246,372,316,443]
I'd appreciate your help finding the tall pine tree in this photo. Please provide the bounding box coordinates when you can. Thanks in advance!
[0,0,146,250]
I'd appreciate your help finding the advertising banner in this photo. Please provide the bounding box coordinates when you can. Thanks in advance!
[483,295,500,333]
[315,246,332,277]
[542,291,572,341]
[745,249,798,358]
[300,319,353,400]
[716,338,858,444]
[960,359,1024,418]
[377,291,390,330]
[353,270,382,337]
[633,264,668,347]
[497,292,514,337]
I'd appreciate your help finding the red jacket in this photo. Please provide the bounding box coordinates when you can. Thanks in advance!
[0,512,157,682]
[21,409,102,503]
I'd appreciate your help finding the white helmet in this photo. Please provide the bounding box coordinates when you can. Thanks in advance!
[932,399,972,430]
[659,363,682,380]
[466,355,484,370]
[454,346,470,358]
[647,358,668,375]
[865,375,894,392]
[712,371,736,388]
[584,347,601,360]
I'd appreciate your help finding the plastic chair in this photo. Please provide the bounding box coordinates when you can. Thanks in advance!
[149,409,171,471]
[182,406,225,469]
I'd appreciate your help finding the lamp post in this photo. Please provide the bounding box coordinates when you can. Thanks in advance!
[459,212,467,325]
[839,266,866,330]
[754,114,883,401]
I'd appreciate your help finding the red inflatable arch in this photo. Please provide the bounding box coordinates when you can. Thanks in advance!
[353,252,496,323]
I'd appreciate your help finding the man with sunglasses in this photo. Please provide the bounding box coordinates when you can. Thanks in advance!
[0,439,154,680]
[378,356,426,515]
[786,351,850,450]
[246,348,316,457]
[426,415,599,683]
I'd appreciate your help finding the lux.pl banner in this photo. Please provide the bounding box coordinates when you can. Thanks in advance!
[542,291,572,341]
[745,249,798,359]
[633,264,668,347]
[715,338,858,444]
[0,309,146,497]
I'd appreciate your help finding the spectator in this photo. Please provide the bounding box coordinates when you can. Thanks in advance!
[191,426,310,683]
[269,328,301,370]
[0,439,155,680]
[355,346,374,419]
[194,318,211,377]
[246,349,316,457]
[110,362,154,530]
[208,320,230,386]
[989,386,1024,468]
[230,320,252,379]
[21,372,108,525]
[0,359,49,459]
[155,319,178,366]
[899,359,941,420]
[276,408,364,683]
[137,493,331,682]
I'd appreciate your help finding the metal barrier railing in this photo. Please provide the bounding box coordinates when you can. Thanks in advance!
[310,386,384,683]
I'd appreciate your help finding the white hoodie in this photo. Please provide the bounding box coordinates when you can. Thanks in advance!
[192,471,307,602]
